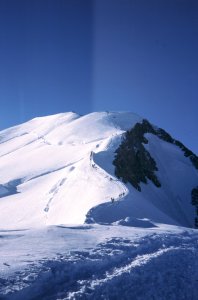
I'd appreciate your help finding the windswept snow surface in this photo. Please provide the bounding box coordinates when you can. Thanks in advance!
[0,112,198,299]
[0,224,197,300]
[0,112,142,228]
[0,111,197,228]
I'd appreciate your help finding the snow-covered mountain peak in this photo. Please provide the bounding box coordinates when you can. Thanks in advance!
[0,111,197,229]
[0,111,141,145]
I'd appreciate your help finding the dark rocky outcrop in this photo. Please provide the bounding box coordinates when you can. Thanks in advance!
[191,187,198,228]
[113,120,161,191]
[113,119,198,227]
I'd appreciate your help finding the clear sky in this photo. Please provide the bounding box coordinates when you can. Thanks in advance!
[0,0,198,154]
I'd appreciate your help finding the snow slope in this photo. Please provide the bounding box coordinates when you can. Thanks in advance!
[0,111,197,228]
[0,111,198,300]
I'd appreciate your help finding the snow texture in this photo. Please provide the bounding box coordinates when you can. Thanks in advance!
[0,111,198,299]
[0,224,197,300]
[0,111,197,229]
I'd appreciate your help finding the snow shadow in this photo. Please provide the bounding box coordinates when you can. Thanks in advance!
[86,200,157,228]
[113,217,157,228]
[0,179,22,199]
[57,225,93,230]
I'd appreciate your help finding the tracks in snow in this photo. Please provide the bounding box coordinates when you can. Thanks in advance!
[44,178,67,213]
[90,139,129,203]
[43,133,128,216]
[43,159,83,214]
[2,230,197,300]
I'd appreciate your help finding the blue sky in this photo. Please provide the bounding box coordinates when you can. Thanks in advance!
[0,0,198,154]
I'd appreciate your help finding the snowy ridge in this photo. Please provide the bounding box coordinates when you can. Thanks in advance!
[0,111,198,299]
[0,112,141,228]
[0,111,197,229]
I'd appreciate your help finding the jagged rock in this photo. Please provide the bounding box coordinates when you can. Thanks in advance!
[113,119,198,227]
[113,120,161,191]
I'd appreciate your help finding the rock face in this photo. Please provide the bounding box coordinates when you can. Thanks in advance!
[113,119,198,227]
[0,112,197,229]
[113,120,161,191]
[192,187,198,228]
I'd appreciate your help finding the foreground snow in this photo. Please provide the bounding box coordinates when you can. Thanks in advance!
[0,223,197,300]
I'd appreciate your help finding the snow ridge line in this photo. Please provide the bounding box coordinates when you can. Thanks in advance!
[90,135,129,202]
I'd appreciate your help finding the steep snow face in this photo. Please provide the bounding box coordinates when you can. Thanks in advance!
[0,112,141,228]
[90,133,197,228]
[0,111,197,229]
